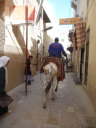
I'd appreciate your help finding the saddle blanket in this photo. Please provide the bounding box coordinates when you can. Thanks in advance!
[40,57,65,81]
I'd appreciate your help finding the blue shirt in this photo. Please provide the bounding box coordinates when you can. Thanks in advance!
[48,42,66,58]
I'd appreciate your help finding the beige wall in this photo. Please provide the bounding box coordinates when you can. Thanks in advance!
[76,0,87,18]
[0,0,5,56]
[43,31,53,56]
[72,0,96,109]
[77,0,96,109]
[0,0,39,91]
[85,0,96,109]
[4,25,37,91]
[37,14,53,57]
[0,0,53,91]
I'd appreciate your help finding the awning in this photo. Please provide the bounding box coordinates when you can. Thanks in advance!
[72,32,77,50]
[43,9,51,23]
[75,21,86,48]
[11,6,35,25]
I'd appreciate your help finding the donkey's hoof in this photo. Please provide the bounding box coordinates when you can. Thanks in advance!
[43,104,47,109]
[51,97,55,101]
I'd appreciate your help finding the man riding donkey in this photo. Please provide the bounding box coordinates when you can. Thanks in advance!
[40,37,68,108]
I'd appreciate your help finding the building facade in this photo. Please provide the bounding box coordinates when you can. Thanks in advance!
[0,0,53,91]
[71,0,96,110]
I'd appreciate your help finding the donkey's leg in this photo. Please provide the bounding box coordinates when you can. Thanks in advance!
[43,73,48,108]
[43,80,51,108]
[43,92,47,108]
[51,76,57,100]
[43,82,47,108]
[55,80,59,92]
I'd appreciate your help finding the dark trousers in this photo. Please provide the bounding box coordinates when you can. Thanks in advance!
[0,67,6,96]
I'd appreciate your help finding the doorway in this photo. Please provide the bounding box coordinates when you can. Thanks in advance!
[84,29,90,85]
[80,48,85,81]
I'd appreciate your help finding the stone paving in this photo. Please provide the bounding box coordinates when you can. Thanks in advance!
[0,73,96,128]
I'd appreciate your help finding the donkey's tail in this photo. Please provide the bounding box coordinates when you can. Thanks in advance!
[44,76,54,95]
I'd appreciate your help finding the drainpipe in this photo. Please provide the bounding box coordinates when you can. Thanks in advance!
[36,40,39,71]
[25,0,28,96]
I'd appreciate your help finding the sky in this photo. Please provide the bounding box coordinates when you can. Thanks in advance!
[48,0,73,19]
[43,0,74,50]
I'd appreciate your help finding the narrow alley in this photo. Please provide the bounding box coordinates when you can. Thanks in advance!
[0,0,96,128]
[0,73,96,128]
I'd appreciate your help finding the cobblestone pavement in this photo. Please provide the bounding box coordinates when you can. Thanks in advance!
[0,73,96,128]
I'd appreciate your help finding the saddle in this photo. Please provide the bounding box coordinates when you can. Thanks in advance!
[40,57,65,81]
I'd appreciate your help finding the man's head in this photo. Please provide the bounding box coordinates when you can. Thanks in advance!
[29,55,33,60]
[55,37,59,42]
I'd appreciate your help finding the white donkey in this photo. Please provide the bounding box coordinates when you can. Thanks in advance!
[43,62,58,108]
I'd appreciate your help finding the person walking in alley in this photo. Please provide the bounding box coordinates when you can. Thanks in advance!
[0,56,10,97]
[24,55,34,85]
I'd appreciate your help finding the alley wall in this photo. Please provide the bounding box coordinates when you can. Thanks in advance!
[0,0,54,91]
[0,0,37,91]
[0,0,5,56]
[72,0,96,110]
[85,0,96,109]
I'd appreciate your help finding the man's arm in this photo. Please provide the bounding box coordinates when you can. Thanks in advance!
[48,44,55,56]
[61,44,67,57]
[63,50,67,58]
[48,44,51,53]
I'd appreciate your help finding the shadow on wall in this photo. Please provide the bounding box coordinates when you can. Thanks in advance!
[12,26,26,56]
[6,26,23,54]
[30,37,37,52]
[12,26,38,75]
[30,38,37,74]
[0,0,5,20]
